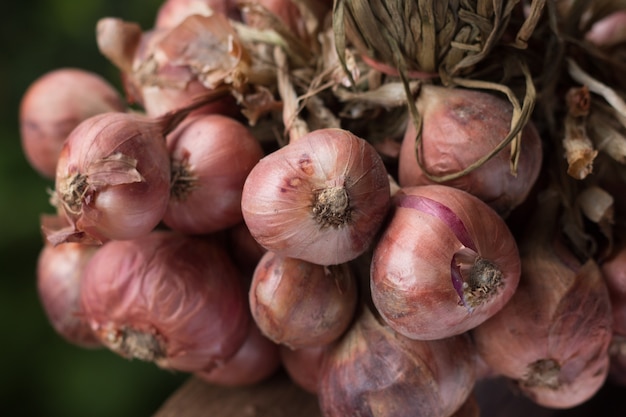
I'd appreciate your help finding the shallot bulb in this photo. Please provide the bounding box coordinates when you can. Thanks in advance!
[585,10,626,48]
[370,184,521,340]
[163,114,264,234]
[154,0,241,29]
[398,85,543,216]
[194,321,281,386]
[98,14,246,118]
[80,230,249,372]
[249,250,358,349]
[279,344,328,394]
[19,68,126,178]
[318,307,477,417]
[600,243,626,386]
[49,111,173,245]
[600,242,626,335]
[471,191,613,408]
[241,128,391,266]
[36,242,100,347]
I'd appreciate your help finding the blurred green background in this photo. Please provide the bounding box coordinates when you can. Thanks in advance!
[0,1,189,416]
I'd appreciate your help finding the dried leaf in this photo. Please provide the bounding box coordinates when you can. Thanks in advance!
[274,46,309,143]
[236,85,283,126]
[568,58,626,120]
[588,110,626,164]
[562,86,597,180]
[86,153,144,187]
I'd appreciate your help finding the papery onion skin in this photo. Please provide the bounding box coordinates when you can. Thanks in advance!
[249,250,358,349]
[244,0,332,41]
[241,128,391,266]
[19,68,126,178]
[80,230,249,372]
[52,112,171,244]
[37,242,101,348]
[318,307,477,417]
[163,114,264,234]
[398,85,543,217]
[125,15,245,118]
[194,321,281,386]
[471,237,613,408]
[371,184,521,340]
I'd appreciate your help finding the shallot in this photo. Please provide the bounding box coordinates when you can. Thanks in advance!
[241,128,390,266]
[80,230,249,372]
[19,68,126,178]
[371,184,521,340]
[49,111,173,244]
[249,250,358,349]
[194,321,281,386]
[98,13,246,117]
[163,113,264,234]
[600,241,626,335]
[36,242,100,347]
[279,344,328,394]
[471,190,613,408]
[318,307,477,417]
[398,85,543,216]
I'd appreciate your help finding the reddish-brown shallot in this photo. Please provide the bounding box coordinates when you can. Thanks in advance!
[471,190,613,409]
[370,184,521,340]
[600,243,626,386]
[49,112,173,245]
[194,321,281,386]
[585,10,626,49]
[79,230,250,373]
[154,0,241,29]
[241,128,391,266]
[19,68,126,178]
[279,343,328,394]
[97,14,245,118]
[318,307,477,417]
[600,242,626,335]
[163,114,264,234]
[36,242,100,348]
[249,250,358,349]
[398,85,543,217]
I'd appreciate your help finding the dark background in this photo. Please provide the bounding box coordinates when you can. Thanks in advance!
[0,1,188,416]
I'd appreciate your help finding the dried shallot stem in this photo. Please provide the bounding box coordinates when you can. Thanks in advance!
[562,85,597,179]
[588,110,626,164]
[274,46,309,143]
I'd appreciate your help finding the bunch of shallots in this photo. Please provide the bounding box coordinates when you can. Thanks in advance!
[20,0,626,415]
